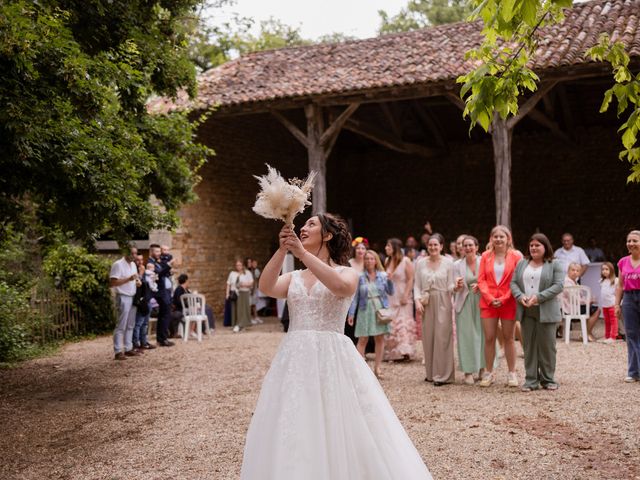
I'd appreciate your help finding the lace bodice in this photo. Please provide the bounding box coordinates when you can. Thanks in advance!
[287,268,354,333]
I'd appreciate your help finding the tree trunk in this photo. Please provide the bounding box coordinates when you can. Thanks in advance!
[305,104,327,214]
[491,116,512,228]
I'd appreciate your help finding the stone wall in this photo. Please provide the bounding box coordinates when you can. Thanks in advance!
[174,112,640,317]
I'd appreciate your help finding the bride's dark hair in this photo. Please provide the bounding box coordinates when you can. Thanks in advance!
[316,213,352,266]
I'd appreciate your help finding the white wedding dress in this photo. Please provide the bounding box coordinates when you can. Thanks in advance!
[240,268,432,480]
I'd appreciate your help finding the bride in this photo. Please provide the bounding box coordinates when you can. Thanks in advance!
[240,213,432,480]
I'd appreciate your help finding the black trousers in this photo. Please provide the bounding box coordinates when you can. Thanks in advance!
[154,290,171,342]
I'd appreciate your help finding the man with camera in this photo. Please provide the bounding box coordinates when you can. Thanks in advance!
[109,246,141,360]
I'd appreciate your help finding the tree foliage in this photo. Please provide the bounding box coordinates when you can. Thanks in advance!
[457,0,571,132]
[378,0,472,34]
[189,4,312,71]
[587,34,640,183]
[0,0,212,244]
[457,0,640,182]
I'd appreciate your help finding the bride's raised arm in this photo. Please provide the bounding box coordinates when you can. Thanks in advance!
[259,226,294,299]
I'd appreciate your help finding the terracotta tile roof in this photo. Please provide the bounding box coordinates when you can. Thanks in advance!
[150,0,640,113]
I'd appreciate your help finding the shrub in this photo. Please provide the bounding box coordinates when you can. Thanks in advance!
[43,244,115,333]
[0,281,37,362]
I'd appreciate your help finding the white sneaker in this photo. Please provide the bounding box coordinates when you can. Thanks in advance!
[250,318,258,325]
[624,376,639,383]
[507,372,519,387]
[189,332,198,339]
[604,338,615,344]
[232,325,240,333]
[256,318,264,324]
[479,372,494,387]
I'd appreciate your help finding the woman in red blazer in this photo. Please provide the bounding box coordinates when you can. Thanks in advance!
[477,225,522,388]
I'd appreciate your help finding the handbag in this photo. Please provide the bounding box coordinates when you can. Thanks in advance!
[375,307,393,325]
[370,290,393,325]
[228,275,239,302]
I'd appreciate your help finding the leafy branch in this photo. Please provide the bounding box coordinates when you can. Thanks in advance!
[457,0,572,131]
[587,34,640,183]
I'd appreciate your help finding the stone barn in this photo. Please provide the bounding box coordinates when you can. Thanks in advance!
[152,0,640,314]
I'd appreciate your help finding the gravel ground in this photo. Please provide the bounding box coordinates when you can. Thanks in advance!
[1,318,639,480]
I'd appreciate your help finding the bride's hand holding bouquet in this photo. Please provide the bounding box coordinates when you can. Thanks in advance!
[280,225,306,260]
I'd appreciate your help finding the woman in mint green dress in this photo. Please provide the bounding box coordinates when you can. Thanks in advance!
[453,235,486,384]
[348,250,394,378]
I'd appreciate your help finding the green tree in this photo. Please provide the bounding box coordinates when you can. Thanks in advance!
[587,35,640,183]
[316,32,357,44]
[457,0,639,183]
[0,0,212,245]
[378,0,472,34]
[189,9,311,71]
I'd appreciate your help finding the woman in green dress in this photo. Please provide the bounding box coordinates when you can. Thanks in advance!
[453,235,485,385]
[348,250,394,379]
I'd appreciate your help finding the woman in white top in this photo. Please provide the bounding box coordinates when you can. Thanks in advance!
[226,259,254,332]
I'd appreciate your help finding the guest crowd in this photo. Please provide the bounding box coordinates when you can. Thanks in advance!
[108,228,640,387]
[109,244,215,360]
[344,227,640,389]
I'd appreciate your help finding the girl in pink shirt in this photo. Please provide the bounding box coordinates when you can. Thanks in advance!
[615,230,640,382]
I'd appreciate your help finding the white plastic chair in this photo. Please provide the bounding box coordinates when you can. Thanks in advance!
[180,294,209,342]
[562,286,591,345]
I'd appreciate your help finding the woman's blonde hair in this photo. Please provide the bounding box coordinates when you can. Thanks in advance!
[365,250,385,272]
[486,225,515,251]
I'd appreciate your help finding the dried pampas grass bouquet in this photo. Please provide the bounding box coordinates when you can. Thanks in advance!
[252,164,317,227]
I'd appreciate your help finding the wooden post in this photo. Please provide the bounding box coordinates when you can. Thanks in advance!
[495,81,559,227]
[305,104,327,214]
[491,116,513,227]
[272,102,360,215]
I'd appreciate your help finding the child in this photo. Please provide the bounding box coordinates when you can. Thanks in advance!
[599,262,619,343]
[560,262,597,340]
[145,263,159,293]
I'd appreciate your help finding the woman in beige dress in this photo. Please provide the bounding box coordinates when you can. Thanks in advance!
[384,238,417,361]
[414,233,455,386]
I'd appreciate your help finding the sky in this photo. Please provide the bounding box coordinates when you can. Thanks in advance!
[208,0,408,40]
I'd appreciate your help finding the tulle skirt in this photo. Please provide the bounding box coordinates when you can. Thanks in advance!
[240,330,432,480]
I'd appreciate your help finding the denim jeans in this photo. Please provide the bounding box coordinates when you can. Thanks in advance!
[622,290,640,378]
[133,310,149,347]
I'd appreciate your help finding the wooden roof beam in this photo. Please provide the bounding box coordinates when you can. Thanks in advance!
[527,108,572,143]
[413,101,447,149]
[343,118,440,158]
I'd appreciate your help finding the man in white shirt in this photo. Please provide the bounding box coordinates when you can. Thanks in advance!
[110,246,140,360]
[554,233,590,276]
